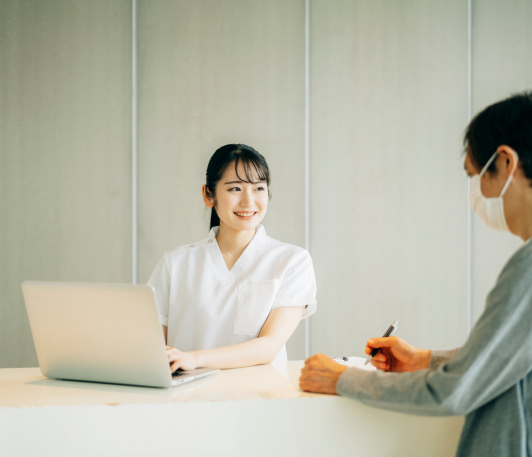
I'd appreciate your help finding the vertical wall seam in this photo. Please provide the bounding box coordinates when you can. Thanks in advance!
[132,0,138,285]
[304,0,311,359]
[467,0,472,335]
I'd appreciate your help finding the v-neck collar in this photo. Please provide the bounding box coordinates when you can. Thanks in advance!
[206,225,267,286]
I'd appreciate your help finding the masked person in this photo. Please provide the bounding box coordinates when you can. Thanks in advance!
[300,91,532,457]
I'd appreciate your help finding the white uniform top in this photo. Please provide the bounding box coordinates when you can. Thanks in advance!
[147,225,317,362]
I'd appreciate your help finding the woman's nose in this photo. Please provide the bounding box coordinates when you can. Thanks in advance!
[239,190,253,207]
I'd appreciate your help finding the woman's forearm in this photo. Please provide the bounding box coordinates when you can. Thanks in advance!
[192,336,280,369]
[165,307,305,371]
[191,306,305,369]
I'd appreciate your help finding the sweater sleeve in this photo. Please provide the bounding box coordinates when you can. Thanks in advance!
[337,242,532,416]
[429,348,460,370]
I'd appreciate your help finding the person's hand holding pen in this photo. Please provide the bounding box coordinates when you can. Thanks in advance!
[300,321,433,394]
[365,337,431,372]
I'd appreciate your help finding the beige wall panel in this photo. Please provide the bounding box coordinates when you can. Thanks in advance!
[471,0,532,323]
[137,0,307,358]
[310,0,469,357]
[0,1,132,368]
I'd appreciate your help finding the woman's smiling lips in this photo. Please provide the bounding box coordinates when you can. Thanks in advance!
[234,211,257,220]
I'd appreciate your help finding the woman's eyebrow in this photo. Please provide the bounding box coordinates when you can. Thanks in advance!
[224,180,266,185]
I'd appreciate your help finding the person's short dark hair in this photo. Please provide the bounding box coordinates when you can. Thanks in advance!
[205,144,271,229]
[464,91,532,181]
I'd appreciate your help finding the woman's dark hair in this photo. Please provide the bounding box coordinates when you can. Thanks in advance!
[205,144,271,229]
[464,91,532,180]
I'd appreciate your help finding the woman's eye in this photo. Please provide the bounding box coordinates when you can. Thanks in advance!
[255,187,265,191]
[229,187,241,192]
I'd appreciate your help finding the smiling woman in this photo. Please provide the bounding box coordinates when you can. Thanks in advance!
[147,144,317,372]
[203,144,271,231]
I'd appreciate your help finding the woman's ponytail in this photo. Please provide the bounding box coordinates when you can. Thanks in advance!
[210,206,220,230]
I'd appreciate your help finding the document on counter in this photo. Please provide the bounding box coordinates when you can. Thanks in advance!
[336,356,377,372]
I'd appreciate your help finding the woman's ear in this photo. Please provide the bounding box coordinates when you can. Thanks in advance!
[202,185,214,208]
[496,145,519,179]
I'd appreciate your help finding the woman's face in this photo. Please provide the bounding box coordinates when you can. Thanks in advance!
[206,161,269,232]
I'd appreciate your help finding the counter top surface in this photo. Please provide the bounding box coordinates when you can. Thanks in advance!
[0,359,464,457]
[0,360,335,408]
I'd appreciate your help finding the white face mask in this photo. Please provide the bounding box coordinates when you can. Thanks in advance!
[470,151,518,232]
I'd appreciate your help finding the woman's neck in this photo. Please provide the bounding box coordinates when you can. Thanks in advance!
[216,223,257,270]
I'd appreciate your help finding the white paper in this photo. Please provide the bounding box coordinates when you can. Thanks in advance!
[335,356,376,372]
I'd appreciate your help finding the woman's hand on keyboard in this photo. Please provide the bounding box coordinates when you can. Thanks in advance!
[166,346,199,372]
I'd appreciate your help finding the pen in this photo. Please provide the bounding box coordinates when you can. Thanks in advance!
[364,320,399,365]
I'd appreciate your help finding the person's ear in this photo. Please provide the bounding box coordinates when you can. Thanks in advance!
[202,185,214,208]
[496,145,519,178]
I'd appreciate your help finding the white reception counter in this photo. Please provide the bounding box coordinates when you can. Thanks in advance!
[0,359,464,457]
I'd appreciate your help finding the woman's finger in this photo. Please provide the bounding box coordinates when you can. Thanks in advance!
[167,353,178,363]
[168,353,183,367]
[169,355,183,371]
[166,348,184,362]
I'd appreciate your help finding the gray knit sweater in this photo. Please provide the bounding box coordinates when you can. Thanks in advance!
[337,240,532,456]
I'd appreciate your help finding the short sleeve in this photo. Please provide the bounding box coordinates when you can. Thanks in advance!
[272,249,317,319]
[147,252,171,327]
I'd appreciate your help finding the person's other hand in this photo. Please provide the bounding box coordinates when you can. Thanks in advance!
[365,336,430,372]
[166,346,199,372]
[299,353,348,394]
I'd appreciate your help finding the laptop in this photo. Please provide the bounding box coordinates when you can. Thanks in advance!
[21,281,219,388]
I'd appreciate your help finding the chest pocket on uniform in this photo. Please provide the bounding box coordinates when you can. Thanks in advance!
[234,279,281,336]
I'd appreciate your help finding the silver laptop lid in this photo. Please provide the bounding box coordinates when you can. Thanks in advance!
[21,281,174,388]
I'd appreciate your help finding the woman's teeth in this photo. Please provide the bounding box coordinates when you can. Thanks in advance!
[235,212,256,217]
